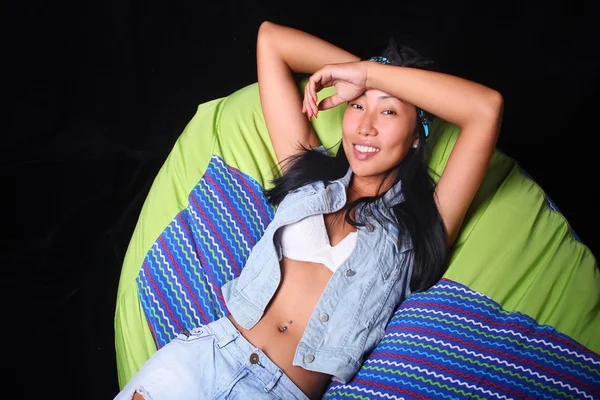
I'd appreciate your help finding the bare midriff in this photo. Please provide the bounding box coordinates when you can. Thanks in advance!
[228,208,358,400]
[228,256,335,400]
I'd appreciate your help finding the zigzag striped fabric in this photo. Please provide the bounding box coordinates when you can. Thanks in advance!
[323,278,600,400]
[136,156,599,399]
[136,155,275,347]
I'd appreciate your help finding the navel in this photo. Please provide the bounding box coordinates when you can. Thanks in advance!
[277,320,293,333]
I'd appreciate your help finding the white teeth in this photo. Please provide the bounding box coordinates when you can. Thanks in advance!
[355,144,380,153]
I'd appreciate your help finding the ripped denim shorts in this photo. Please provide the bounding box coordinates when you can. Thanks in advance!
[113,316,309,400]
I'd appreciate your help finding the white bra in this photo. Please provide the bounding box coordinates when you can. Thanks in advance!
[276,214,358,272]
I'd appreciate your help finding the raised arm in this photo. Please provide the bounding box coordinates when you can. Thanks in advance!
[365,63,503,245]
[256,21,359,168]
[305,61,503,246]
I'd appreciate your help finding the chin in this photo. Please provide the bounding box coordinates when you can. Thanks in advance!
[343,141,403,179]
[347,161,385,178]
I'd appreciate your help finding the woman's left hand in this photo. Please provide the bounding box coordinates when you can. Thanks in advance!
[302,61,369,119]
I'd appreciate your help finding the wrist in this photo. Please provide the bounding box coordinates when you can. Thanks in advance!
[364,60,381,90]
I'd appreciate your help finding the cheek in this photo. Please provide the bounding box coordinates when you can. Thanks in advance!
[389,136,412,158]
[387,131,413,149]
[381,119,417,149]
[342,109,360,136]
[375,132,412,167]
[387,146,411,167]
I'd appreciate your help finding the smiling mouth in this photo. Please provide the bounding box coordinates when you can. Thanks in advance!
[353,144,380,161]
[354,144,380,153]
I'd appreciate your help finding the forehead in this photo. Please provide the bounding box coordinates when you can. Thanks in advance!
[358,89,399,101]
[355,89,411,108]
[363,88,394,98]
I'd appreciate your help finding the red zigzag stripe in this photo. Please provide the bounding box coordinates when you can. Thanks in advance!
[402,299,595,355]
[204,174,254,244]
[227,166,270,224]
[353,379,432,400]
[369,352,530,399]
[159,232,209,324]
[389,326,599,395]
[190,196,240,276]
[142,261,182,333]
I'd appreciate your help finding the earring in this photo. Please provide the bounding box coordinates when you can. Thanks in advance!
[412,143,418,148]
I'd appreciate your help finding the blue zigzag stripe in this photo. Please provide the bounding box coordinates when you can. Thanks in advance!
[137,154,274,348]
[323,279,600,398]
[369,345,547,398]
[198,178,246,267]
[401,295,531,324]
[135,154,599,398]
[182,209,224,321]
[171,215,217,324]
[383,320,598,383]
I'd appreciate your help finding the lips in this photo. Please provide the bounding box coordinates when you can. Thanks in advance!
[353,143,380,161]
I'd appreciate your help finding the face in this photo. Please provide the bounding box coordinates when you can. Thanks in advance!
[342,89,419,187]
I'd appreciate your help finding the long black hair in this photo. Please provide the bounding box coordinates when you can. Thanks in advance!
[265,38,448,293]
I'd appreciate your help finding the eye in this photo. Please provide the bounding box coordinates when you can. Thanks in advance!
[383,110,397,115]
[351,103,363,110]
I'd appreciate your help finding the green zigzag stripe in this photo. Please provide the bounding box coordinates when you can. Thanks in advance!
[168,225,197,324]
[363,365,485,399]
[378,340,578,398]
[150,245,190,326]
[323,391,371,400]
[213,166,262,233]
[186,214,222,315]
[363,364,577,400]
[197,183,246,259]
[390,313,594,373]
[139,272,169,336]
[411,290,511,315]
[192,209,230,285]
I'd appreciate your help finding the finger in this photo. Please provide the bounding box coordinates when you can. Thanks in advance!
[318,94,342,111]
[309,74,322,115]
[306,80,316,117]
[312,87,319,117]
[304,84,312,120]
[309,88,317,117]
[305,88,314,119]
[310,67,331,115]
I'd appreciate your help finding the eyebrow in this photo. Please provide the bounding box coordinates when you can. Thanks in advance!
[359,93,394,100]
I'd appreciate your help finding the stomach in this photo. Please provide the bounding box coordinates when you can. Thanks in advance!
[227,256,334,400]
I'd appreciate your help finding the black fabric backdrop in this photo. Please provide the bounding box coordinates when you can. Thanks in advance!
[6,1,598,398]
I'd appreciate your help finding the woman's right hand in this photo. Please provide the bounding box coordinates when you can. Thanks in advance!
[302,61,369,119]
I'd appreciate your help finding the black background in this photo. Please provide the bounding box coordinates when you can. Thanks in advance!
[6,1,598,398]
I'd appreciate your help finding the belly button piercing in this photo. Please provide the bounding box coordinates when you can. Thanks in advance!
[278,320,293,333]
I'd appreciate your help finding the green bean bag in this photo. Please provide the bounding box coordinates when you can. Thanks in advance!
[114,79,600,398]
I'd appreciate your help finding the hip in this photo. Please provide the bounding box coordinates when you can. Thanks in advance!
[114,316,309,400]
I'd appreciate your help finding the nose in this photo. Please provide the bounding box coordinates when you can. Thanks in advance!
[358,116,377,137]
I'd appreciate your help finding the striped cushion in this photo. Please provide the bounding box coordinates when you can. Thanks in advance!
[136,154,274,347]
[135,155,600,399]
[323,278,600,400]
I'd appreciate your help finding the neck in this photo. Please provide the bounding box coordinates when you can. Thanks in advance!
[348,173,395,201]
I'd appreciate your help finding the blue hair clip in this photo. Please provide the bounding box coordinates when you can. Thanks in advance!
[367,56,392,65]
[418,108,431,137]
[369,55,431,138]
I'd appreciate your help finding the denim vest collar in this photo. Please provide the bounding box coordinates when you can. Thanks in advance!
[329,166,406,210]
[221,165,415,383]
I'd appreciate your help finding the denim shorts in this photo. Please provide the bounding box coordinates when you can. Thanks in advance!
[114,316,309,400]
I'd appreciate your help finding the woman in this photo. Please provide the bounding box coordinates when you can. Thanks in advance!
[116,20,502,400]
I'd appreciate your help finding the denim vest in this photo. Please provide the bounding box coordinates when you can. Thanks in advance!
[221,166,414,383]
